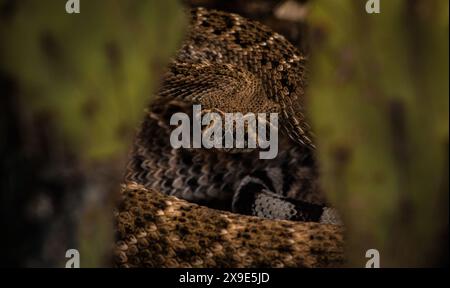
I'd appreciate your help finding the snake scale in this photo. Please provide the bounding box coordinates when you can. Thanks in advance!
[114,7,344,268]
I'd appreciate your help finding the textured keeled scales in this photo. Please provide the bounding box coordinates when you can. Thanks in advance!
[128,7,322,208]
[115,8,343,268]
[128,100,324,212]
[115,184,343,268]
[166,7,313,145]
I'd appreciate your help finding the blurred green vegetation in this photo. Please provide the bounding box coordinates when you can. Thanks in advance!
[1,0,185,267]
[1,0,185,162]
[308,0,448,267]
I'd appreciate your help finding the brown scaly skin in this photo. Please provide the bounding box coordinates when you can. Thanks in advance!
[115,183,344,268]
[114,8,345,267]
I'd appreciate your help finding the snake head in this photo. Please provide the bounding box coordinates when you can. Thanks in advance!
[161,62,282,155]
[195,107,279,155]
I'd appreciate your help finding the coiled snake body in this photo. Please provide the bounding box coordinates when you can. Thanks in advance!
[114,8,344,268]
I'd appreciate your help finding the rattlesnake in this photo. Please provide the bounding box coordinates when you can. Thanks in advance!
[114,7,344,268]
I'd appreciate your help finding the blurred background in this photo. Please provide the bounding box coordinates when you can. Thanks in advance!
[0,0,448,267]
